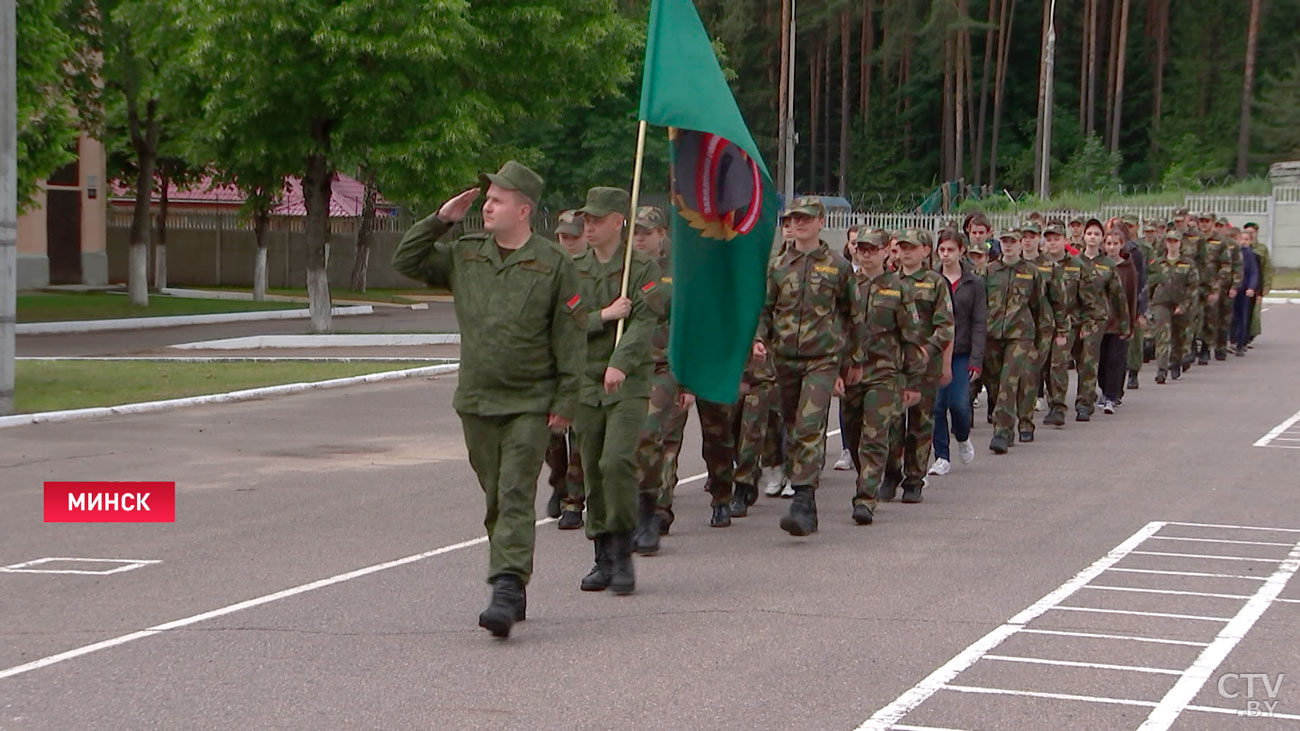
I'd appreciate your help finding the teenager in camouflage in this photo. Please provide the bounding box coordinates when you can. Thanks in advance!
[1149,231,1200,383]
[754,196,864,537]
[1018,222,1061,443]
[841,229,923,525]
[1039,223,1104,426]
[546,209,588,529]
[983,229,1052,454]
[1217,218,1244,360]
[1197,221,1231,365]
[1073,225,1125,418]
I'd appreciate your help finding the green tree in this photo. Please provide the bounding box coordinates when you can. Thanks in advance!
[1059,133,1120,193]
[182,0,638,332]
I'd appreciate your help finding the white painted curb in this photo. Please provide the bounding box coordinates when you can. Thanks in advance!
[0,363,459,430]
[168,333,461,350]
[160,288,429,310]
[1262,297,1300,305]
[17,306,375,335]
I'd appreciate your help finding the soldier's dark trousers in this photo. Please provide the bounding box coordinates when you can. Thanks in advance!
[1098,333,1128,402]
[458,411,550,584]
[1217,290,1235,351]
[1016,346,1047,434]
[1231,292,1254,347]
[637,366,683,519]
[575,397,649,539]
[545,429,584,511]
[843,379,900,508]
[774,355,838,489]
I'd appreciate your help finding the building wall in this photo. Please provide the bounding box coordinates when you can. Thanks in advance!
[13,134,108,289]
[16,189,48,289]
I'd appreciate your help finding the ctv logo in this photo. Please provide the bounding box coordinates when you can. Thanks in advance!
[44,482,176,523]
[1217,672,1286,718]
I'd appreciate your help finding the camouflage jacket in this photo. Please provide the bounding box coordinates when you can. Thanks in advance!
[1184,234,1211,297]
[758,241,864,372]
[574,245,665,406]
[1227,239,1244,292]
[1032,255,1068,343]
[897,267,955,382]
[1081,253,1131,338]
[648,253,673,366]
[1202,236,1231,293]
[1148,256,1200,311]
[391,215,587,419]
[1047,253,1106,332]
[855,269,925,390]
[984,257,1052,344]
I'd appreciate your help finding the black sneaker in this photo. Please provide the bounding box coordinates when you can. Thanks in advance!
[1018,430,1035,443]
[557,509,584,530]
[989,435,1009,454]
[1215,349,1228,361]
[900,485,923,504]
[1170,364,1182,380]
[1043,409,1065,427]
[1075,407,1090,422]
[1155,370,1167,384]
[1127,371,1140,390]
[851,503,874,525]
[710,503,731,527]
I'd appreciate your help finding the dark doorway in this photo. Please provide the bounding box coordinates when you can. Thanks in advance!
[48,189,83,284]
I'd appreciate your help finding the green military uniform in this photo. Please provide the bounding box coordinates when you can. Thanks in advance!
[1249,231,1272,341]
[1197,232,1231,362]
[1076,251,1126,412]
[545,209,587,525]
[1218,227,1244,356]
[1149,239,1200,379]
[885,229,954,499]
[1041,225,1105,422]
[1180,231,1208,371]
[391,161,586,594]
[1127,234,1157,376]
[1020,245,1064,438]
[984,232,1052,451]
[842,241,923,515]
[731,345,777,513]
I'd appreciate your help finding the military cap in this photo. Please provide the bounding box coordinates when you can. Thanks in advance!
[576,186,631,218]
[856,229,889,249]
[1043,222,1066,237]
[1217,217,1229,226]
[1197,211,1215,220]
[1019,221,1041,235]
[1121,214,1139,226]
[1143,219,1158,230]
[967,239,991,255]
[1226,227,1240,237]
[479,160,544,206]
[1244,221,1259,229]
[1068,215,1084,225]
[895,228,924,246]
[634,206,668,230]
[1164,230,1183,241]
[782,195,826,218]
[554,209,583,237]
[1174,206,1190,216]
[1165,220,1176,229]
[999,228,1021,241]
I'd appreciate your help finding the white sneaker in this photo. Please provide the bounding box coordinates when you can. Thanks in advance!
[958,439,976,465]
[761,471,784,496]
[1102,400,1115,414]
[973,395,981,408]
[780,479,795,498]
[1035,396,1046,412]
[927,458,952,476]
[833,448,853,470]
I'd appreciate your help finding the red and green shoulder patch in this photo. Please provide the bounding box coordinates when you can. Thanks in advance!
[566,293,582,311]
[641,280,657,294]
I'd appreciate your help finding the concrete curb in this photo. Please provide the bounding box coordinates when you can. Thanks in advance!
[160,287,429,310]
[168,333,461,349]
[1262,297,1300,305]
[0,363,459,430]
[17,356,458,363]
[17,305,375,335]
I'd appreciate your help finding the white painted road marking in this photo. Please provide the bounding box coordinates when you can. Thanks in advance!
[1253,408,1300,448]
[0,557,161,576]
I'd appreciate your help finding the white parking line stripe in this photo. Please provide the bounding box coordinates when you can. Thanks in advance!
[1048,606,1230,622]
[1082,585,1252,600]
[1106,567,1266,581]
[1017,629,1209,647]
[1167,521,1300,533]
[856,521,1165,730]
[1253,408,1300,447]
[941,685,1158,708]
[1137,541,1300,730]
[893,725,971,731]
[1185,704,1300,721]
[1129,550,1285,563]
[1148,536,1294,547]
[1275,598,1300,604]
[982,655,1181,675]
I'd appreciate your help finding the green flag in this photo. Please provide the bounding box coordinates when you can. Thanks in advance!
[639,0,778,404]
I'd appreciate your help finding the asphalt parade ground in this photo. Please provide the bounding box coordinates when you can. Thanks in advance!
[2,305,1299,730]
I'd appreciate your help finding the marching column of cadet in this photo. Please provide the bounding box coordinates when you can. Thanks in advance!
[393,161,1272,640]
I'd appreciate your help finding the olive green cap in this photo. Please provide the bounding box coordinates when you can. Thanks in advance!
[634,206,668,230]
[1165,230,1182,241]
[895,228,925,247]
[478,160,544,206]
[1121,214,1139,226]
[1068,215,1084,225]
[782,195,826,219]
[1216,217,1229,226]
[1043,222,1066,237]
[576,187,631,218]
[1000,228,1021,241]
[554,209,583,237]
[967,239,991,254]
[856,230,889,249]
[1019,221,1041,235]
[1197,211,1215,220]
[1174,206,1190,216]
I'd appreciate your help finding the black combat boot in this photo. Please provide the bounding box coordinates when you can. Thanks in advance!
[546,488,563,520]
[1043,409,1065,427]
[989,434,1009,454]
[1018,430,1035,443]
[478,574,525,638]
[557,508,583,530]
[633,494,661,555]
[1127,370,1140,390]
[729,483,753,517]
[710,503,731,527]
[779,486,818,536]
[608,532,636,595]
[580,535,613,592]
[1214,348,1227,361]
[1075,406,1091,422]
[852,502,874,524]
[1198,345,1210,366]
[900,481,924,504]
[1155,370,1167,384]
[1170,363,1182,380]
[879,472,902,502]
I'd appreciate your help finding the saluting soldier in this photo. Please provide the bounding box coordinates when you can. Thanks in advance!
[393,161,586,639]
[983,229,1052,454]
[572,187,663,596]
[754,197,864,536]
[546,209,588,529]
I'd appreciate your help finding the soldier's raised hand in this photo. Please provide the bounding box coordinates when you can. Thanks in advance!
[436,187,481,224]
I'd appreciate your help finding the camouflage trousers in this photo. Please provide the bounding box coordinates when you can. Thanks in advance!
[1216,289,1234,350]
[1074,324,1105,411]
[735,379,777,488]
[636,366,736,516]
[1183,300,1202,363]
[1127,317,1146,372]
[1151,304,1191,372]
[1199,292,1221,350]
[886,382,938,492]
[544,429,584,512]
[842,379,900,508]
[774,356,838,489]
[1250,297,1263,339]
[1046,329,1078,414]
[1016,343,1048,434]
[984,337,1034,442]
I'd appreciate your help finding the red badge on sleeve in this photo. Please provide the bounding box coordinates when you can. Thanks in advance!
[641,281,656,293]
[566,294,581,311]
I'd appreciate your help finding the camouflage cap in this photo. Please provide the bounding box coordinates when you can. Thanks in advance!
[1019,221,1041,235]
[895,228,925,247]
[1164,230,1183,241]
[999,228,1021,242]
[1068,215,1085,225]
[1197,210,1215,220]
[554,209,583,237]
[478,160,544,206]
[967,239,991,255]
[782,195,826,218]
[1121,214,1139,226]
[576,186,631,218]
[1043,222,1066,237]
[634,205,668,230]
[1216,217,1229,226]
[856,229,889,249]
[1174,206,1190,216]
[1143,219,1158,230]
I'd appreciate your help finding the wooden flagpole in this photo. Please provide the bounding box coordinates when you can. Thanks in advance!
[616,119,649,344]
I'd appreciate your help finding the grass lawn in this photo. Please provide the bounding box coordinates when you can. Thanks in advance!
[18,292,303,323]
[202,286,435,304]
[1271,268,1300,291]
[14,360,435,414]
